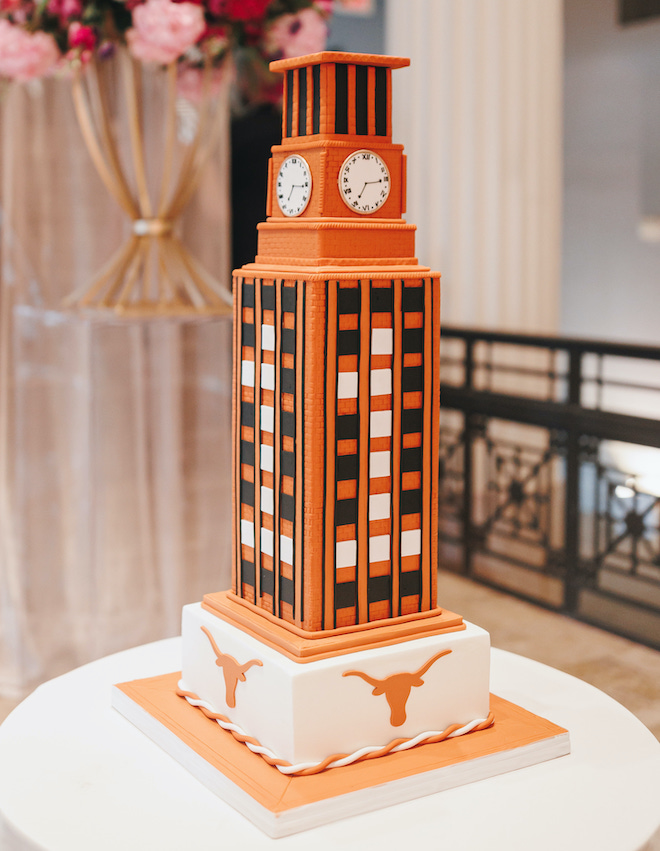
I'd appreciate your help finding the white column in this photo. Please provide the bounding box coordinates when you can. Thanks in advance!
[386,0,563,333]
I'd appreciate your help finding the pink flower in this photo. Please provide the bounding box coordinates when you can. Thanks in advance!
[0,19,60,80]
[69,21,96,51]
[46,0,81,21]
[126,0,206,65]
[221,0,270,21]
[264,7,328,60]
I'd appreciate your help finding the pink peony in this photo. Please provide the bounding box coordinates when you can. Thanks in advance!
[264,7,328,60]
[68,21,96,51]
[126,0,206,65]
[0,19,60,80]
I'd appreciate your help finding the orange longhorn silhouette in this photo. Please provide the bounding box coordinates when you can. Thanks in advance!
[201,626,263,708]
[343,649,452,727]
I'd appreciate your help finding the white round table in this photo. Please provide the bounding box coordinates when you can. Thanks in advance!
[1,639,659,851]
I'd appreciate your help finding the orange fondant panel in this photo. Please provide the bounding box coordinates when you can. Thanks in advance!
[202,590,464,662]
[116,672,567,813]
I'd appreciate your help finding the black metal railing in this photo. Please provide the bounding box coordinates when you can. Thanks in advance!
[438,326,660,650]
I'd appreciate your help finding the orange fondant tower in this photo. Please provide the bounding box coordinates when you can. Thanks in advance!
[231,52,440,632]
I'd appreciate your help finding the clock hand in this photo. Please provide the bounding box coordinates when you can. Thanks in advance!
[288,183,305,200]
[357,179,383,199]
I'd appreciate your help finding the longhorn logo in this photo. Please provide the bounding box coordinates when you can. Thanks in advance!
[342,649,452,727]
[201,626,263,708]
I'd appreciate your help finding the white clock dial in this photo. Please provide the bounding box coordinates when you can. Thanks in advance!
[338,150,391,214]
[276,155,312,217]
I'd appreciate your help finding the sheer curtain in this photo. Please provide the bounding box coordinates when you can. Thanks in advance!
[0,67,234,698]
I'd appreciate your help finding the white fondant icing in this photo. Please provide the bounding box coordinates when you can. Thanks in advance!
[241,360,255,387]
[261,325,275,351]
[177,685,491,776]
[260,445,273,472]
[240,520,254,548]
[335,539,357,568]
[401,528,422,557]
[261,364,275,391]
[369,492,390,520]
[260,486,274,515]
[280,535,294,565]
[370,450,391,478]
[260,528,273,556]
[181,603,491,767]
[337,372,359,399]
[370,368,392,396]
[260,405,274,432]
[370,409,392,437]
[371,328,393,355]
[369,534,390,562]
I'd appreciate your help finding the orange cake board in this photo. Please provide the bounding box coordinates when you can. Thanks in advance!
[112,672,570,839]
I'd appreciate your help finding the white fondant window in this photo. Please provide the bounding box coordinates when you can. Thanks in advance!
[369,534,391,562]
[240,519,255,548]
[261,486,274,515]
[401,528,422,557]
[369,492,390,520]
[241,360,255,387]
[261,363,275,391]
[370,368,392,396]
[370,409,392,437]
[336,539,357,568]
[260,444,274,472]
[261,528,274,556]
[261,325,275,351]
[280,534,294,565]
[371,328,393,355]
[369,450,391,478]
[337,372,359,399]
[260,405,274,432]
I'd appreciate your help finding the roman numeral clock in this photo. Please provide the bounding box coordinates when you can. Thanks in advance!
[217,51,445,635]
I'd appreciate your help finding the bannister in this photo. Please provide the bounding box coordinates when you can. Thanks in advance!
[439,326,660,650]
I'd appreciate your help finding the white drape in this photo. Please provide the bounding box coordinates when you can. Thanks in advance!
[0,68,233,698]
[385,0,563,332]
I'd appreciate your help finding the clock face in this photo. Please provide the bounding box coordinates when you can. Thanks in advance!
[276,155,312,217]
[338,150,391,214]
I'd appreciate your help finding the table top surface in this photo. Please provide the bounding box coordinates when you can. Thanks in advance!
[1,637,659,851]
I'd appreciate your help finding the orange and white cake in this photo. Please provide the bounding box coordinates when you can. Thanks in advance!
[114,52,569,838]
[175,51,493,774]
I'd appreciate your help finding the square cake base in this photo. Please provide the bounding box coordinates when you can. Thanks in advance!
[112,672,570,838]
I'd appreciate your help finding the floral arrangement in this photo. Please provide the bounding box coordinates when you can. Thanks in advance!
[0,0,332,105]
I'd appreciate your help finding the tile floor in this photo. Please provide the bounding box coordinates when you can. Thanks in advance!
[1,572,659,742]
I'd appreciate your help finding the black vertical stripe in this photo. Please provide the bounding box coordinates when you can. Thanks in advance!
[334,281,340,629]
[375,66,387,136]
[321,281,329,626]
[356,64,368,135]
[335,64,348,134]
[298,67,307,136]
[300,280,306,624]
[312,64,321,133]
[286,70,294,137]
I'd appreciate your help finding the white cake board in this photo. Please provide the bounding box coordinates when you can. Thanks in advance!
[112,673,570,839]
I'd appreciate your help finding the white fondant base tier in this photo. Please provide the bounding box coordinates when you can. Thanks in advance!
[179,603,491,768]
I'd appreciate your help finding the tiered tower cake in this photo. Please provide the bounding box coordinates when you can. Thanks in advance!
[178,52,492,772]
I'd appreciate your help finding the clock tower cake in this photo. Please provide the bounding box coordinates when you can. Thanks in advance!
[113,51,570,838]
[178,50,493,768]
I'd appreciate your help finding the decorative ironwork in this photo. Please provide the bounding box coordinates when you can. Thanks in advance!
[439,326,660,650]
